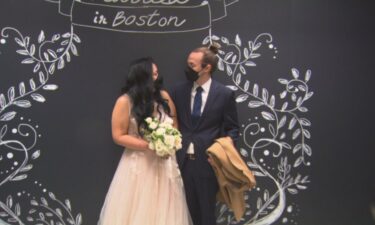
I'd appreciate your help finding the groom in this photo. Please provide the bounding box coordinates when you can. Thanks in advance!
[171,44,239,225]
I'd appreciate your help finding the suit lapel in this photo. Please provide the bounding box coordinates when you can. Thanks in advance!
[184,82,193,128]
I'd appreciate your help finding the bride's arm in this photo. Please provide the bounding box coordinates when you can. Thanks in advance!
[111,95,150,151]
[161,90,178,129]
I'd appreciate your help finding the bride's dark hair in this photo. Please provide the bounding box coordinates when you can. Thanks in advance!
[121,57,170,134]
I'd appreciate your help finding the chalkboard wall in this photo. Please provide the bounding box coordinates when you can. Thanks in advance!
[0,0,374,225]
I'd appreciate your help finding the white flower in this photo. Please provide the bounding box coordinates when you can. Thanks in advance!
[143,116,182,157]
[164,135,175,147]
[156,127,166,136]
[164,117,174,125]
[149,122,158,130]
[175,136,182,150]
[155,139,165,152]
[145,117,152,124]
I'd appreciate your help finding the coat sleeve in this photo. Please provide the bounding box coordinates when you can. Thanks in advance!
[222,90,240,143]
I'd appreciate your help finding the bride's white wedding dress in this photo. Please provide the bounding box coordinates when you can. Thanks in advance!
[98,97,192,225]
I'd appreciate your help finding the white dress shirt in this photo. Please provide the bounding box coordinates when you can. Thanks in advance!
[187,78,212,154]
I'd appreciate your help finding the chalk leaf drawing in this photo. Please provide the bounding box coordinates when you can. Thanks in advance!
[0,25,82,225]
[204,33,313,225]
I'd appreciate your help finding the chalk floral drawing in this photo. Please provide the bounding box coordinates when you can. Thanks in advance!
[203,33,313,225]
[0,26,82,225]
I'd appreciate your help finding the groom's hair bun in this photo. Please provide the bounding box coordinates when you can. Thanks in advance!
[192,42,221,74]
[208,41,221,55]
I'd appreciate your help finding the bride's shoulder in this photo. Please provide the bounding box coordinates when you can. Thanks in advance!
[160,90,171,99]
[116,94,132,106]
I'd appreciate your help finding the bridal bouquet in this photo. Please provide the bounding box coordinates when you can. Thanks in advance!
[143,116,182,157]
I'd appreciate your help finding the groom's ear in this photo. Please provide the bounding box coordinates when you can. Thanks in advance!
[203,64,212,74]
[201,63,212,74]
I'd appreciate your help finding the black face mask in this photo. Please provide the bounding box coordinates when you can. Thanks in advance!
[184,66,200,82]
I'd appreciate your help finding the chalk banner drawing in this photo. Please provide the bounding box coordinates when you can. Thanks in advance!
[0,0,312,224]
[50,0,239,33]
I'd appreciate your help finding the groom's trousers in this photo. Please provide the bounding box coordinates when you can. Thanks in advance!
[181,156,219,225]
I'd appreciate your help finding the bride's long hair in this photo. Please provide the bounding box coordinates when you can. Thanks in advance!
[121,57,170,134]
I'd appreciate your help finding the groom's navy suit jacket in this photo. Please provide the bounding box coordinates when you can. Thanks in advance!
[171,79,239,177]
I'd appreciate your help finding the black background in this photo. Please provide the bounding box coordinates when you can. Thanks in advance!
[0,0,374,225]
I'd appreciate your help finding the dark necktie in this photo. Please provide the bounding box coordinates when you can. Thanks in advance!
[191,86,203,126]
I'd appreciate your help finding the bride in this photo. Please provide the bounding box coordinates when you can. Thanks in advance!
[98,57,192,225]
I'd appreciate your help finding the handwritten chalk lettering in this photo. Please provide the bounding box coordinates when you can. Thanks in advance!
[71,1,211,32]
[103,0,189,5]
[112,10,186,28]
[94,11,108,25]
